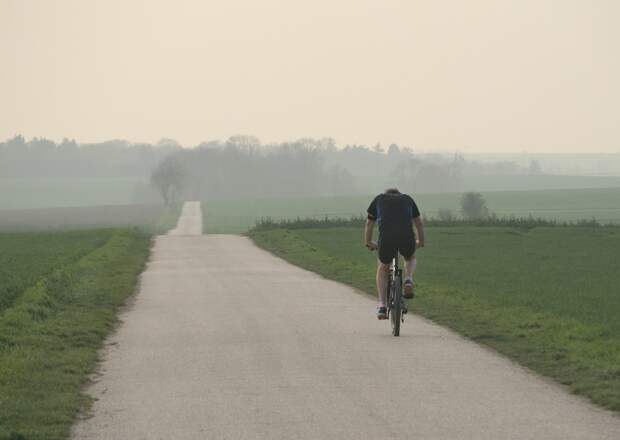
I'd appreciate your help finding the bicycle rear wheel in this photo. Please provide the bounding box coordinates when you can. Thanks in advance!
[391,282,402,336]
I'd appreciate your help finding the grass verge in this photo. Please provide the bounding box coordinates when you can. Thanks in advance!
[249,226,620,412]
[0,229,151,440]
[149,203,182,234]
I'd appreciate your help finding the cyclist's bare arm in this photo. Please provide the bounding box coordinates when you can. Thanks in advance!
[364,218,378,250]
[414,216,425,248]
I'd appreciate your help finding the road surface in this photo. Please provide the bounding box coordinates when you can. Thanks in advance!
[72,202,620,439]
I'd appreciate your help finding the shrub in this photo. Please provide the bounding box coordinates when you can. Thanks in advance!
[461,192,489,220]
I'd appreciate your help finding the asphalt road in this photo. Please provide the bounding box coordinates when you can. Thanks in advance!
[72,202,620,439]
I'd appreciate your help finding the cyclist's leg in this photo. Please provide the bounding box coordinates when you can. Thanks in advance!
[404,256,416,280]
[400,234,417,298]
[376,235,396,306]
[400,232,416,280]
[376,261,390,307]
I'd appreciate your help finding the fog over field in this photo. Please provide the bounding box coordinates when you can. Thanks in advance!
[2,134,620,232]
[1,0,619,220]
[2,135,620,208]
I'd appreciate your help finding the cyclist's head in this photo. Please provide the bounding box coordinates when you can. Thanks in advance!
[384,188,401,195]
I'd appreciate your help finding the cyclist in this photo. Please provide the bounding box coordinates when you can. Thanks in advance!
[364,188,425,319]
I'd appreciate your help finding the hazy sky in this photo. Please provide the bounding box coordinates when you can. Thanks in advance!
[2,0,619,152]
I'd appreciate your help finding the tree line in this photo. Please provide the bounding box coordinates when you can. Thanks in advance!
[150,136,356,204]
[0,135,178,178]
[150,136,539,204]
[1,134,539,204]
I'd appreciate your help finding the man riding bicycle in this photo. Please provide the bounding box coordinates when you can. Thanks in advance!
[364,188,425,319]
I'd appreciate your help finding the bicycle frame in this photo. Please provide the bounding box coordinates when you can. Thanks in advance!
[387,255,400,311]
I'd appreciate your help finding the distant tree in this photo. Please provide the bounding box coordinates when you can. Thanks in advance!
[156,138,181,148]
[226,135,260,152]
[373,143,384,153]
[29,137,56,153]
[343,144,371,153]
[0,136,176,179]
[387,143,400,155]
[150,155,186,206]
[197,140,222,150]
[5,134,26,150]
[460,192,489,220]
[401,146,413,155]
[528,159,543,175]
[58,138,78,151]
[316,137,337,152]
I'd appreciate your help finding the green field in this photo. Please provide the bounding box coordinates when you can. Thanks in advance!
[0,229,151,440]
[202,187,620,233]
[0,231,112,312]
[250,225,620,411]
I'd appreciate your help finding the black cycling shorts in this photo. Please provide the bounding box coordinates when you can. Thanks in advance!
[378,233,416,264]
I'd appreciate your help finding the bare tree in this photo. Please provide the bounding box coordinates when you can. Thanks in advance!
[226,135,260,153]
[150,155,186,206]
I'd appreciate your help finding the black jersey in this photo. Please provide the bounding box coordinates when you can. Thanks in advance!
[367,193,420,236]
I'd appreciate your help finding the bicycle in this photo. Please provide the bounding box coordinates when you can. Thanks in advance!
[387,254,407,336]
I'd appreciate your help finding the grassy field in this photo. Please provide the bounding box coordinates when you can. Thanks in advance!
[249,225,620,411]
[0,231,112,312]
[0,229,151,440]
[202,187,620,233]
[0,204,180,233]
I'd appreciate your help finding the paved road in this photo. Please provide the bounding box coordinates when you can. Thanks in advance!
[72,202,620,439]
[167,201,202,236]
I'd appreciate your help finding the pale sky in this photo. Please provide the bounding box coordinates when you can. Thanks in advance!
[1,0,619,152]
